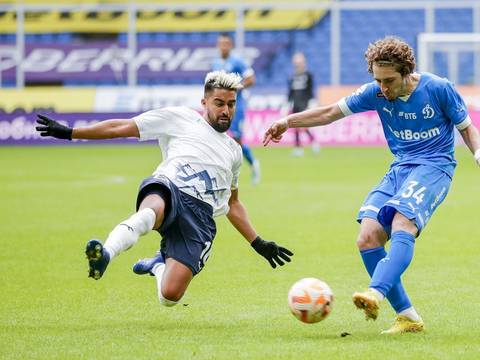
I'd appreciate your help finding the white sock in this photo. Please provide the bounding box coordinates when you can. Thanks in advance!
[152,263,179,307]
[104,208,156,259]
[369,288,385,302]
[398,306,422,322]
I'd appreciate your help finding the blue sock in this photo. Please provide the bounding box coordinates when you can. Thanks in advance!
[360,247,412,312]
[241,144,255,166]
[370,231,415,297]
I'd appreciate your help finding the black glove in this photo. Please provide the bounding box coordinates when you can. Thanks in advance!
[35,114,73,140]
[251,236,293,268]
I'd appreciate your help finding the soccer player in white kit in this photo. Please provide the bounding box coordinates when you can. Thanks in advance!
[36,71,293,307]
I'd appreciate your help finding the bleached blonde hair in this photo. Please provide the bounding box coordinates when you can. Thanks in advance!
[204,70,243,95]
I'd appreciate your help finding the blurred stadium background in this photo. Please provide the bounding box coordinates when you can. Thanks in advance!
[2,0,480,146]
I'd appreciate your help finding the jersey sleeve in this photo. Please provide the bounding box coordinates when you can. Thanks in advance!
[440,81,471,130]
[235,57,255,79]
[337,83,377,116]
[133,107,180,141]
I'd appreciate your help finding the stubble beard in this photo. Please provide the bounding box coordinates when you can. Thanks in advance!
[208,112,231,133]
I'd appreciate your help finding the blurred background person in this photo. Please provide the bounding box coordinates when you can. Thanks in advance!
[212,33,261,185]
[287,52,320,157]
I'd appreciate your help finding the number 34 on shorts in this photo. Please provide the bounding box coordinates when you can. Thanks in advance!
[386,165,451,230]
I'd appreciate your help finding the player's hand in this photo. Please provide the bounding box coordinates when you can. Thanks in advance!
[263,118,288,146]
[35,114,73,140]
[251,236,293,268]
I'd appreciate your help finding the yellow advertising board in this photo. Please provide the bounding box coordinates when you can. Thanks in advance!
[0,87,96,113]
[0,2,328,33]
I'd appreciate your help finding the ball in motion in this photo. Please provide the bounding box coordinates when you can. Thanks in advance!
[288,278,333,324]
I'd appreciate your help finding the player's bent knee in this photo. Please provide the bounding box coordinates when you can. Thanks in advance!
[356,231,383,250]
[391,214,418,236]
[158,286,184,306]
[158,290,180,307]
[158,290,183,307]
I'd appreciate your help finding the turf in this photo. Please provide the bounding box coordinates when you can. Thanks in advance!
[1,145,479,359]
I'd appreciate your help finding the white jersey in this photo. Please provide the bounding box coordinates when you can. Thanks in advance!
[133,106,243,217]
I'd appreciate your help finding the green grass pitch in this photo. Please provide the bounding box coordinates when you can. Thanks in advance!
[1,145,479,359]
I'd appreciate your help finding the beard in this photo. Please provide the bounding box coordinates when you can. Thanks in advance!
[211,120,231,133]
[208,112,231,133]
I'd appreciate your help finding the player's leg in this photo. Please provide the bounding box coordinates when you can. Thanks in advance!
[305,129,321,154]
[134,189,216,307]
[231,111,260,184]
[131,250,193,306]
[367,212,424,333]
[370,165,451,298]
[353,169,414,320]
[292,129,304,157]
[367,165,451,332]
[369,212,417,300]
[86,178,170,280]
[356,212,417,319]
[354,218,413,320]
[153,258,193,306]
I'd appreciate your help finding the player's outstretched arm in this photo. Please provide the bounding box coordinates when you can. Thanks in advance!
[36,114,140,140]
[226,188,293,268]
[459,123,480,166]
[263,103,345,146]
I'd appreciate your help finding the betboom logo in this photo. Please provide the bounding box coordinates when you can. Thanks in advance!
[387,124,440,140]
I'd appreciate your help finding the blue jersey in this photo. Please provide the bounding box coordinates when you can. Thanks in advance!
[212,54,254,114]
[338,72,471,178]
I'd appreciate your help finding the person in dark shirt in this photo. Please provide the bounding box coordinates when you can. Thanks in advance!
[287,52,320,156]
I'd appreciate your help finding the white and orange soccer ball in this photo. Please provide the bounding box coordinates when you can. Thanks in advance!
[287,278,334,324]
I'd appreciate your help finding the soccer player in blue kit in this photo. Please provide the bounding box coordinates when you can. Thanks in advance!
[212,33,261,185]
[264,36,480,334]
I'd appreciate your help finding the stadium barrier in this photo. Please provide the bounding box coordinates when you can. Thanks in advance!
[0,111,386,146]
[2,85,480,146]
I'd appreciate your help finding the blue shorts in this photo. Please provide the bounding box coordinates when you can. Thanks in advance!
[357,164,452,236]
[136,176,216,275]
[229,108,245,140]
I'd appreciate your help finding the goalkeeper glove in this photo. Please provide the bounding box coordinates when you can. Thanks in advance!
[36,114,73,140]
[251,236,293,268]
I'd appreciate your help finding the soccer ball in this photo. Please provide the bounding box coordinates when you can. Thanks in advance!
[287,278,333,324]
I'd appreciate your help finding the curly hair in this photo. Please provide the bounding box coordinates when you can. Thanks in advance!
[365,36,416,76]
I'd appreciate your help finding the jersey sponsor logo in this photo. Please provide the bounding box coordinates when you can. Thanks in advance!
[422,104,435,119]
[430,186,447,210]
[176,164,226,204]
[417,213,425,227]
[387,124,440,141]
[398,111,417,120]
